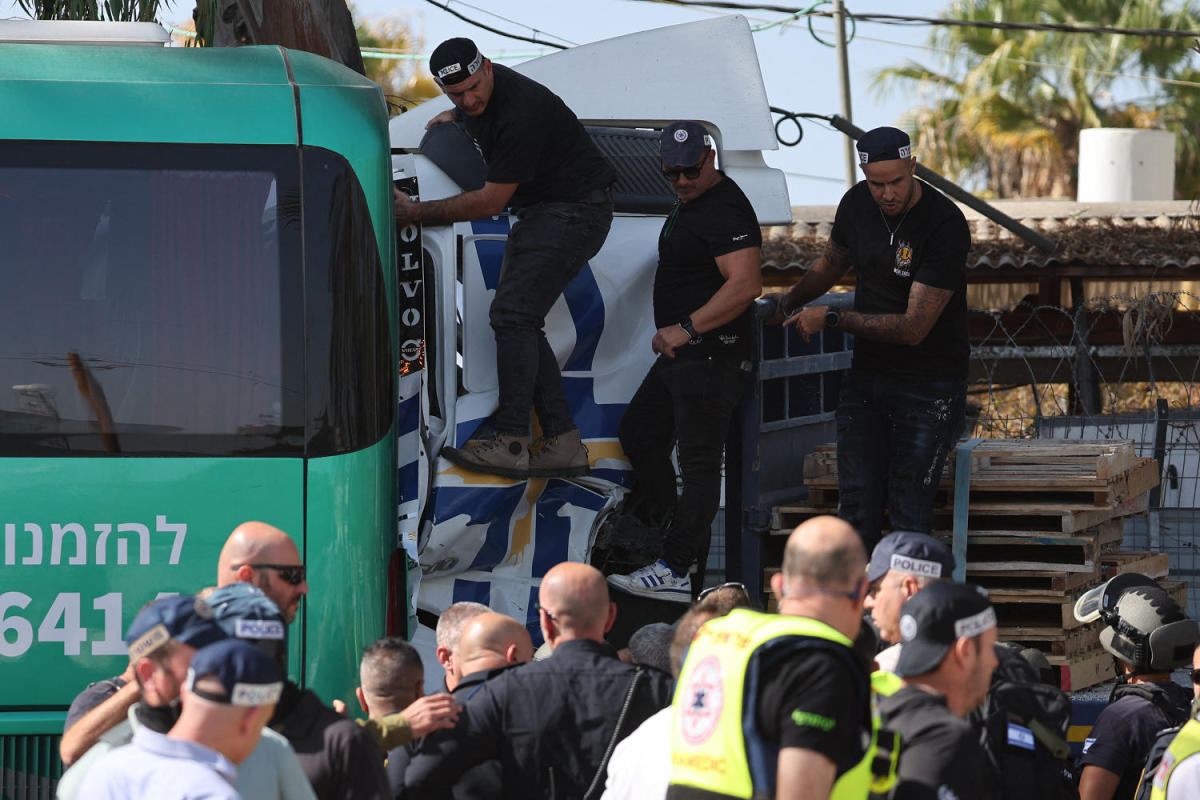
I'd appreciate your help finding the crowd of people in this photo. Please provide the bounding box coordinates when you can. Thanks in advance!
[58,516,1200,800]
[52,33,1200,800]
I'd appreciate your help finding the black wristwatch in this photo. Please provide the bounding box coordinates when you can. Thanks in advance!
[824,308,841,330]
[679,317,701,344]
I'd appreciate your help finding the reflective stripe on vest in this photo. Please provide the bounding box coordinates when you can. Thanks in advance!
[667,609,894,800]
[1150,718,1200,800]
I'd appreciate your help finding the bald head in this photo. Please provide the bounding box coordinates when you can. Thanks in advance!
[782,516,867,589]
[217,522,307,624]
[538,562,615,644]
[457,612,534,675]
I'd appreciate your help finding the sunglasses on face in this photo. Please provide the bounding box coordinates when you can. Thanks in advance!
[1191,668,1200,683]
[662,163,704,182]
[234,563,307,586]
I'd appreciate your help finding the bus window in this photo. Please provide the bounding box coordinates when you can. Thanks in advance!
[0,142,305,456]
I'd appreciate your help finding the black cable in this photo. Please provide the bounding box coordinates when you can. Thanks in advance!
[769,106,833,147]
[421,0,569,50]
[632,0,1200,39]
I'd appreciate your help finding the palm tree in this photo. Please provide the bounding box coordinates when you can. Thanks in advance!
[879,0,1200,198]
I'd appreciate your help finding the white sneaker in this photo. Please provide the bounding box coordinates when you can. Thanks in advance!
[607,559,692,603]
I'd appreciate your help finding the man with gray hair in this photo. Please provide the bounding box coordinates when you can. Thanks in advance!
[863,531,956,672]
[434,601,490,691]
[667,515,876,800]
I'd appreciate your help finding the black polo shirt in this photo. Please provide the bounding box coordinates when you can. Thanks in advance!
[831,179,970,381]
[459,64,615,209]
[654,174,761,360]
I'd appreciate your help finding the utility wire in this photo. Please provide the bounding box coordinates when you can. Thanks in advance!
[421,0,568,49]
[633,0,1200,39]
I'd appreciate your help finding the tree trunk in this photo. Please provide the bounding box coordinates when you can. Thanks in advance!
[207,0,365,75]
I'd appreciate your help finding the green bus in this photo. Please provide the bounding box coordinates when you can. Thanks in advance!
[0,36,399,792]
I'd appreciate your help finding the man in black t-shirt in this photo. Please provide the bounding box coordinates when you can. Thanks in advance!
[881,581,1000,800]
[606,121,761,602]
[395,38,616,479]
[772,126,970,550]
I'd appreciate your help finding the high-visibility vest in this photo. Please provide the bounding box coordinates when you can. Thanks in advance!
[1150,718,1200,800]
[667,608,899,800]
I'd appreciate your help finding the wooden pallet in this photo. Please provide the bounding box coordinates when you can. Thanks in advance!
[969,568,1101,595]
[1046,649,1115,692]
[804,447,1155,507]
[998,622,1102,657]
[992,596,1086,631]
[1101,551,1170,580]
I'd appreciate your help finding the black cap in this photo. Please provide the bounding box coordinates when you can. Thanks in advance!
[856,126,912,165]
[868,532,955,583]
[660,121,709,168]
[125,595,226,661]
[186,638,285,707]
[430,38,485,86]
[893,581,995,677]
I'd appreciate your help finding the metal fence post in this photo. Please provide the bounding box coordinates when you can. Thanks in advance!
[726,302,770,601]
[1150,398,1169,552]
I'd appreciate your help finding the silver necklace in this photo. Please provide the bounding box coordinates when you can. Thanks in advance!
[879,203,913,246]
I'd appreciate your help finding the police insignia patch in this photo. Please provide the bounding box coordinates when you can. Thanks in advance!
[894,239,913,278]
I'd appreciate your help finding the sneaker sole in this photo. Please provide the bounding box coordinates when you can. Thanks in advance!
[606,577,692,604]
[441,447,530,479]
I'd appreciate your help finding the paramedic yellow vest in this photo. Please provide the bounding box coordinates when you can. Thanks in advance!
[667,608,898,800]
[1150,718,1200,800]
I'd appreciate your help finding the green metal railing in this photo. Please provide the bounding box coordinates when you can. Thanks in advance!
[1,713,65,800]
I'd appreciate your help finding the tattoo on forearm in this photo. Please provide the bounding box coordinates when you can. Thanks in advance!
[823,242,850,270]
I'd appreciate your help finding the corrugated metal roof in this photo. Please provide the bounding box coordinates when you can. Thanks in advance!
[763,198,1200,278]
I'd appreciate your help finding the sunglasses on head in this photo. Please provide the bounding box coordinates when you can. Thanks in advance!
[697,582,750,603]
[234,563,307,586]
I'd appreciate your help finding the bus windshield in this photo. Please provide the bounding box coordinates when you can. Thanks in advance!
[0,142,305,456]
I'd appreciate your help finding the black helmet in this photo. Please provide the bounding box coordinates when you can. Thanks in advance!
[1075,573,1199,673]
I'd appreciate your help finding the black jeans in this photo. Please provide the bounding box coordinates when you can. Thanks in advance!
[619,355,749,575]
[489,198,613,437]
[835,370,967,551]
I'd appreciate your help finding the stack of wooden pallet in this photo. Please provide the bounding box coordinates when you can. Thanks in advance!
[775,438,1173,691]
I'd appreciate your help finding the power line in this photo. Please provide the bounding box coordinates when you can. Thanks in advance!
[420,0,568,50]
[634,0,1200,39]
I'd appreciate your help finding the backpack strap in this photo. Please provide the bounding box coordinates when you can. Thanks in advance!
[582,665,645,800]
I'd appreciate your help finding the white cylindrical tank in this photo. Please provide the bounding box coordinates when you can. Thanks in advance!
[1077,128,1176,201]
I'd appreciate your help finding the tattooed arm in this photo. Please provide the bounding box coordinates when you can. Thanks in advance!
[773,241,853,318]
[786,281,952,346]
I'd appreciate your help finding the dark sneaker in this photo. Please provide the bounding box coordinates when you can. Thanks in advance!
[441,433,530,479]
[528,429,590,478]
[606,559,692,603]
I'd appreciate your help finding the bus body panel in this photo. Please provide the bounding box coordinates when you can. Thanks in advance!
[0,458,303,709]
[302,435,395,704]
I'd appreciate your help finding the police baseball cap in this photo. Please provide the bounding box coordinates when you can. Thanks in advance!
[205,583,288,665]
[867,532,956,583]
[856,126,912,164]
[125,595,226,662]
[429,37,485,87]
[660,121,710,168]
[893,581,996,678]
[185,638,284,707]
